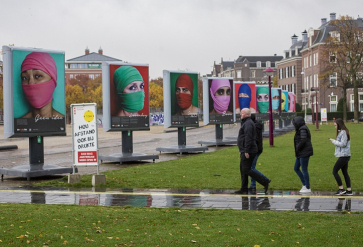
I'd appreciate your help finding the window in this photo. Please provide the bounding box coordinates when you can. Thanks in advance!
[360,95,363,100]
[279,68,283,79]
[330,52,336,63]
[291,65,295,77]
[95,74,100,78]
[70,74,73,79]
[331,95,337,102]
[360,103,363,112]
[257,61,261,67]
[89,74,94,80]
[266,61,271,68]
[285,67,289,78]
[331,104,337,112]
[330,72,337,87]
[330,31,340,41]
[237,71,241,78]
[309,55,312,67]
[251,70,256,78]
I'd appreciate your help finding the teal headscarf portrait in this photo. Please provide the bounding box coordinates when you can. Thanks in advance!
[113,66,145,113]
[256,86,269,113]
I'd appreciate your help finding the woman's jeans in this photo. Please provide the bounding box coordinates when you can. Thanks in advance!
[250,153,269,188]
[294,157,310,189]
[332,156,351,188]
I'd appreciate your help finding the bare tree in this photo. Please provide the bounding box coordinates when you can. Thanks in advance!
[320,15,363,122]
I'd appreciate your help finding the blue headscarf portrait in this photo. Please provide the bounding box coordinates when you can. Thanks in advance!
[271,88,280,111]
[238,84,252,109]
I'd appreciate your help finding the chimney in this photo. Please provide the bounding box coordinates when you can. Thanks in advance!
[98,46,103,55]
[330,13,336,21]
[85,46,89,55]
[321,18,327,25]
[302,30,308,42]
[291,34,298,45]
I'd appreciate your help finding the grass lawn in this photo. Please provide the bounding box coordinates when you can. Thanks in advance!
[0,204,362,246]
[36,123,363,192]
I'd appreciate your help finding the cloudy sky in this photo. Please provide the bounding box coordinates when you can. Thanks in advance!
[1,0,363,78]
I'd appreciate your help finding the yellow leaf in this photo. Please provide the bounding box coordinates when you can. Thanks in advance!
[169,233,172,236]
[61,236,63,239]
[107,237,113,239]
[10,224,14,227]
[63,240,68,245]
[126,229,131,232]
[39,234,43,237]
[237,228,241,231]
[195,227,200,229]
[27,240,30,244]
[191,240,197,243]
[254,245,260,247]
[271,239,274,241]
[192,224,198,226]
[19,226,23,228]
[17,235,24,239]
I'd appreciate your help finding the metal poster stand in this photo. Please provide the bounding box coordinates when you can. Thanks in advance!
[0,136,77,181]
[156,127,208,155]
[198,124,237,147]
[99,130,159,164]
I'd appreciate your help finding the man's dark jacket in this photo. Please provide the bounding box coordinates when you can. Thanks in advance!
[254,120,263,154]
[292,116,313,158]
[238,117,258,154]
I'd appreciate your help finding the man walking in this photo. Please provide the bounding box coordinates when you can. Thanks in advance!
[235,108,271,194]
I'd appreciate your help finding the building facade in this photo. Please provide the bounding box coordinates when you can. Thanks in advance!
[65,47,122,84]
[211,55,282,84]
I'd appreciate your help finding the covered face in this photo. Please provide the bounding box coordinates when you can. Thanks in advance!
[210,79,231,114]
[281,92,286,111]
[175,74,194,110]
[256,86,269,113]
[271,88,280,110]
[238,84,251,109]
[21,52,57,109]
[113,66,145,113]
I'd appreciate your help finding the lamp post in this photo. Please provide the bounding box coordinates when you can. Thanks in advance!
[264,67,275,147]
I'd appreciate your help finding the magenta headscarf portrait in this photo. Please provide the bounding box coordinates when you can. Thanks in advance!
[20,52,63,118]
[209,79,231,114]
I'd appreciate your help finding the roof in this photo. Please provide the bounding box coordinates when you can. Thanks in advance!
[66,52,122,62]
[222,61,234,69]
[235,56,283,63]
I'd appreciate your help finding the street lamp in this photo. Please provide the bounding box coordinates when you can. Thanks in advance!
[264,67,275,147]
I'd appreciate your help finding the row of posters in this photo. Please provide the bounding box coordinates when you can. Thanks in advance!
[2,46,296,138]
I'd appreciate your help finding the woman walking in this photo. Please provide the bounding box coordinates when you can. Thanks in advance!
[329,119,352,196]
[292,116,313,193]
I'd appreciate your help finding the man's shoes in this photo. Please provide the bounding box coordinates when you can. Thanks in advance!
[264,179,271,194]
[343,190,353,196]
[334,189,346,196]
[248,186,256,191]
[299,187,311,193]
[234,189,248,195]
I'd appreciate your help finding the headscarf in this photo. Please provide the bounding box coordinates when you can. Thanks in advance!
[210,79,231,114]
[281,91,286,111]
[175,74,194,110]
[289,93,295,112]
[21,52,57,109]
[283,91,289,112]
[256,86,269,113]
[238,84,251,109]
[113,66,145,113]
[271,88,280,110]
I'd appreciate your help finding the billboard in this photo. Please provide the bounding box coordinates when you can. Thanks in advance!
[102,62,150,131]
[281,90,289,112]
[163,70,199,128]
[271,88,281,113]
[233,81,256,122]
[255,85,269,113]
[2,46,66,138]
[288,92,296,112]
[203,77,234,125]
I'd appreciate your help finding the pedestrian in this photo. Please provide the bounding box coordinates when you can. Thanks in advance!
[329,118,352,196]
[249,114,270,191]
[292,116,313,193]
[235,108,271,194]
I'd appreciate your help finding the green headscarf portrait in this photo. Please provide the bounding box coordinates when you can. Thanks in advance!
[257,87,269,113]
[113,66,145,113]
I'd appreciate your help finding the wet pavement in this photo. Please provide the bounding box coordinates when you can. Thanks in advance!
[0,187,362,212]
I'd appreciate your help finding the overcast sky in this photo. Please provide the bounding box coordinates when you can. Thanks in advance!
[1,0,363,79]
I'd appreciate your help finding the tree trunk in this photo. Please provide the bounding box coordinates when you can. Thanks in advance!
[354,79,359,124]
[343,86,347,122]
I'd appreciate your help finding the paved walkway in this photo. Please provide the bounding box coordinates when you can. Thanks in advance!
[0,187,361,212]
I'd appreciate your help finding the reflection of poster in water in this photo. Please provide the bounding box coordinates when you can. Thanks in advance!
[102,62,150,131]
[256,85,269,113]
[163,70,199,128]
[233,81,256,122]
[203,77,234,125]
[3,46,66,138]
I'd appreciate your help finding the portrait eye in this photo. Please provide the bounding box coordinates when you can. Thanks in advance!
[140,83,144,89]
[128,85,136,91]
[217,89,224,95]
[183,88,189,93]
[257,95,262,101]
[34,74,42,79]
[176,88,180,93]
[264,95,269,100]
[226,89,231,95]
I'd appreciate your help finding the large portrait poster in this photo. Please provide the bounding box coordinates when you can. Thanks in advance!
[288,92,296,112]
[271,88,280,113]
[3,46,66,138]
[256,85,269,113]
[233,81,256,122]
[102,62,150,131]
[163,70,199,128]
[281,90,289,112]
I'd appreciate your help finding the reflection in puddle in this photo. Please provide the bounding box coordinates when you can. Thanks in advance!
[0,189,362,212]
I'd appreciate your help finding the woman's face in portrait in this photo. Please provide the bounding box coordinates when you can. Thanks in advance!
[123,81,144,93]
[257,93,269,102]
[214,86,230,96]
[239,92,249,98]
[21,69,51,85]
[176,87,191,95]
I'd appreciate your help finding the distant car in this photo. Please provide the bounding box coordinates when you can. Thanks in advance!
[351,117,363,122]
